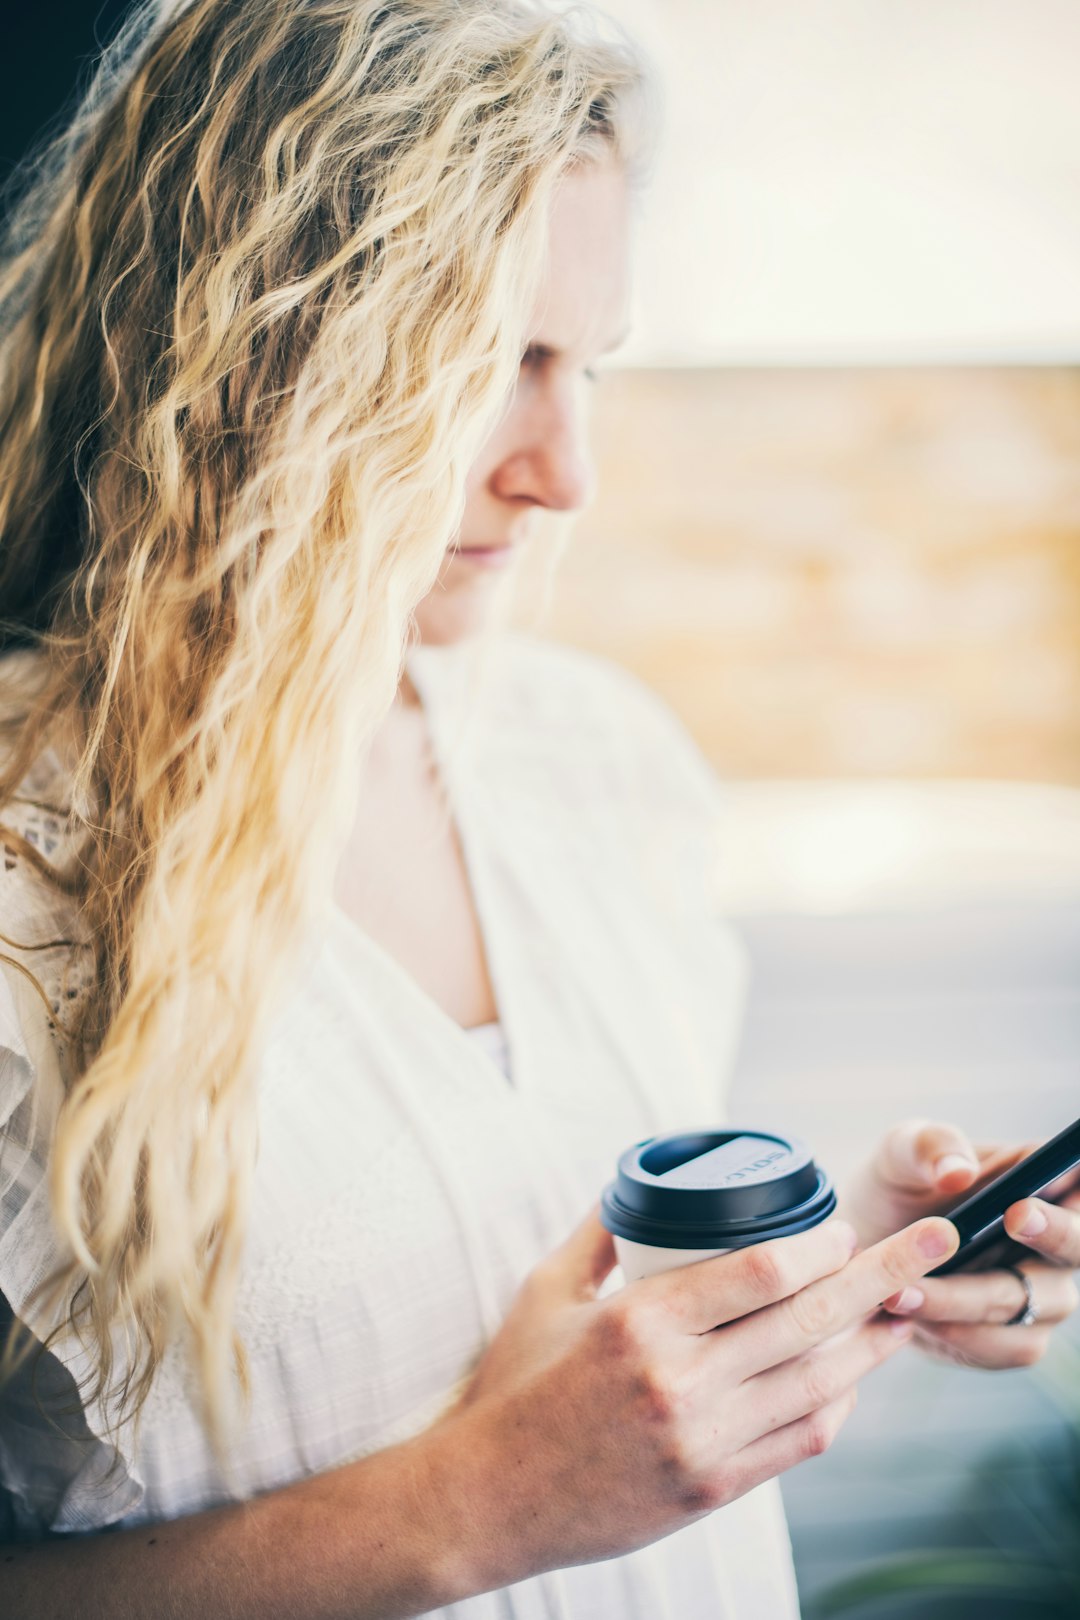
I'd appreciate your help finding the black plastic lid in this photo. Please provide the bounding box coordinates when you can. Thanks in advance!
[600,1127,836,1249]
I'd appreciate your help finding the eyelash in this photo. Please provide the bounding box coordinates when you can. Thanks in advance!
[522,347,599,385]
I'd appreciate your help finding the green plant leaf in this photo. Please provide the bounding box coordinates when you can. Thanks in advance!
[811,1551,1072,1619]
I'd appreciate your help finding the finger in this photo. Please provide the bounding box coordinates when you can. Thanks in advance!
[884,1263,1080,1326]
[729,1217,959,1376]
[1004,1198,1080,1270]
[639,1219,859,1335]
[536,1203,618,1300]
[1040,1170,1080,1205]
[968,1142,1042,1190]
[973,1139,1041,1167]
[913,1320,1053,1371]
[731,1388,859,1493]
[728,1317,912,1450]
[877,1119,980,1197]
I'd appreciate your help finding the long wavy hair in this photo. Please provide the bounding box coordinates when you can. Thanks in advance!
[0,0,648,1462]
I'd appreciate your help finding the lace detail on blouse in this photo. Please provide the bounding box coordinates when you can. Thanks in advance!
[1,748,95,1067]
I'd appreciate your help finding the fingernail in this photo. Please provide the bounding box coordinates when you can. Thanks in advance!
[917,1224,954,1259]
[934,1154,975,1180]
[1018,1205,1049,1239]
[887,1318,915,1340]
[887,1286,925,1314]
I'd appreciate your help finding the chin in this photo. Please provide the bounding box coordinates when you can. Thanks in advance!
[411,589,496,648]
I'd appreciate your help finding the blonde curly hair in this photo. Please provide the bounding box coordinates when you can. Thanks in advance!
[0,0,649,1462]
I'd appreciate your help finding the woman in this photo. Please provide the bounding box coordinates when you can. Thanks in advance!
[2,2,1079,1616]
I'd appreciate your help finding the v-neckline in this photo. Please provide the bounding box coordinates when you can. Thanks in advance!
[327,640,522,1091]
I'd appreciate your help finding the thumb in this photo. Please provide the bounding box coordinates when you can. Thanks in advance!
[879,1119,979,1195]
[544,1200,619,1301]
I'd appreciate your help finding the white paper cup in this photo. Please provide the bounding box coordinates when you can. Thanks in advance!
[602,1128,836,1285]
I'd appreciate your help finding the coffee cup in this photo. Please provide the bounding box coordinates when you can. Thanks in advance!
[600,1127,836,1282]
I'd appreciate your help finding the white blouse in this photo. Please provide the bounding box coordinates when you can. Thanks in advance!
[464,1021,512,1081]
[0,633,800,1618]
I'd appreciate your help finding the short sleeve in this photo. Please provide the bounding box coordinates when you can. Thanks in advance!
[0,786,145,1537]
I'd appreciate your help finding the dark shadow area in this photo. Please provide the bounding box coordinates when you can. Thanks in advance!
[3,1,134,178]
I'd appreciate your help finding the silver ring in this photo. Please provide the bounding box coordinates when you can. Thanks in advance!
[1002,1265,1039,1327]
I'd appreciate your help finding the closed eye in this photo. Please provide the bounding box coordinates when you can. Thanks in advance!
[521,344,600,384]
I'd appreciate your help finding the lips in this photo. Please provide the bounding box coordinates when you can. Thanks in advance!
[452,543,516,569]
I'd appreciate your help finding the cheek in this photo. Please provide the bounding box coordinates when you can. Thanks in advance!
[463,393,528,500]
[456,459,492,531]
[462,456,488,499]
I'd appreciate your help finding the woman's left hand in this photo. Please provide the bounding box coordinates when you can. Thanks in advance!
[842,1119,1080,1370]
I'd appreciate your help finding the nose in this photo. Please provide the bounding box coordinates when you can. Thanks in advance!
[491,383,596,514]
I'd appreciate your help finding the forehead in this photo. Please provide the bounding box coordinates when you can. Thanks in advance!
[527,159,633,354]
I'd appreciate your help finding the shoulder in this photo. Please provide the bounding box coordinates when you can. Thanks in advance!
[0,748,93,1095]
[482,632,696,749]
[479,633,723,807]
[1,743,87,932]
[0,776,74,1310]
[475,637,739,945]
[410,630,705,778]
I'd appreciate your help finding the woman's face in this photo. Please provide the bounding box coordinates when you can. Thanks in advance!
[411,157,633,647]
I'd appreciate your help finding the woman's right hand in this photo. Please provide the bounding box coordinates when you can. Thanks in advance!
[434,1204,959,1592]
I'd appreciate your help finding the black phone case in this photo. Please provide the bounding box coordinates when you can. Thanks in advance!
[928,1115,1080,1277]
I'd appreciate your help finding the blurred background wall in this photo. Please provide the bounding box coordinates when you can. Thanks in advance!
[536,366,1080,783]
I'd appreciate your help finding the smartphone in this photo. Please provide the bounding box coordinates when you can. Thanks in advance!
[928,1115,1080,1276]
